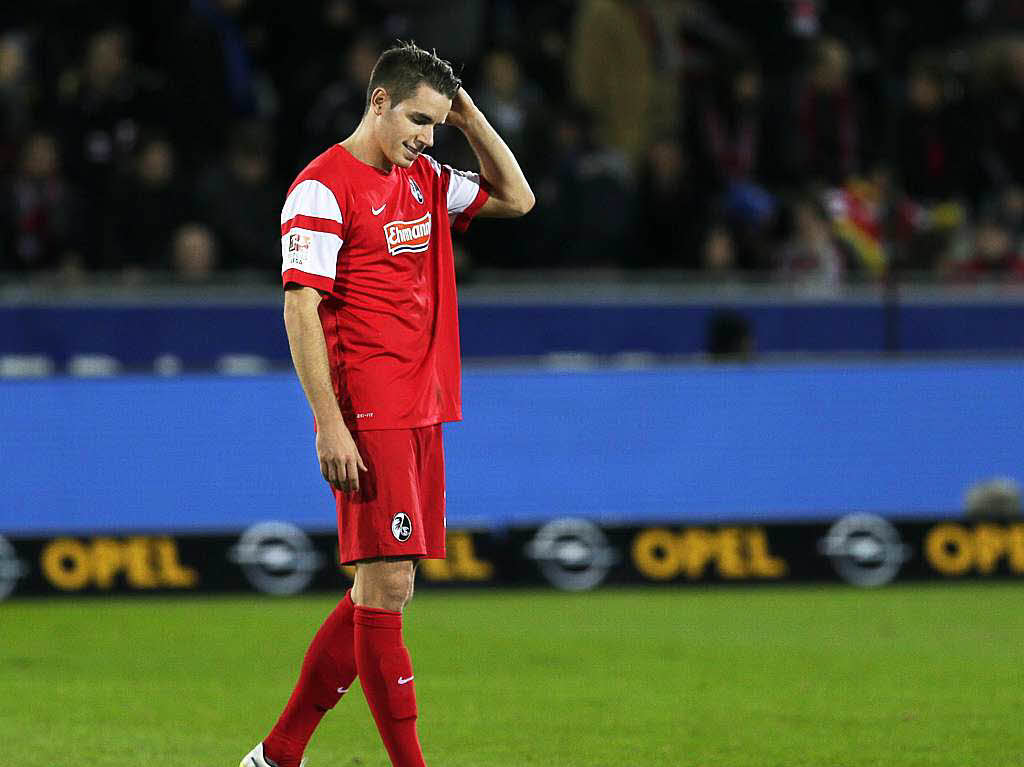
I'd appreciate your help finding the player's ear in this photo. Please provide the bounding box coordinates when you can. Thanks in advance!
[370,87,389,115]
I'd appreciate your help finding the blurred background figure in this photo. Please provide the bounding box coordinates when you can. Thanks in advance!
[635,138,702,269]
[792,37,860,188]
[896,56,969,204]
[824,166,891,280]
[890,55,971,271]
[688,60,779,271]
[0,33,37,174]
[105,133,185,275]
[775,194,843,293]
[965,478,1022,521]
[165,0,254,163]
[948,215,1024,281]
[195,121,279,274]
[568,0,655,171]
[701,224,738,276]
[2,131,79,274]
[474,49,542,164]
[56,26,158,268]
[977,37,1024,192]
[0,3,1022,283]
[170,222,220,281]
[302,34,380,162]
[705,308,754,359]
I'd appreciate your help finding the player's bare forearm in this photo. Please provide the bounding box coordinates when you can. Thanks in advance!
[447,89,534,217]
[283,286,344,430]
[283,286,367,492]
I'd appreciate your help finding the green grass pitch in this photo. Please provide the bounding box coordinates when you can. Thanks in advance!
[2,584,1023,766]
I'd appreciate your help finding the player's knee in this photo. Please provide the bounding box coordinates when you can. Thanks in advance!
[359,566,413,611]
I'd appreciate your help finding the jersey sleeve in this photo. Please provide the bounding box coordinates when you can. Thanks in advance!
[280,179,344,292]
[424,155,490,233]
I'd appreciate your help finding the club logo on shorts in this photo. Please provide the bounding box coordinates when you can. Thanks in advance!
[383,213,431,256]
[409,178,424,204]
[391,513,413,542]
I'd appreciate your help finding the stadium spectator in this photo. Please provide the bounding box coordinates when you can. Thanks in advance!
[164,0,266,166]
[792,37,860,186]
[474,50,542,164]
[775,195,844,293]
[477,103,634,268]
[977,37,1024,191]
[988,185,1024,247]
[504,104,586,267]
[568,0,655,169]
[887,56,972,271]
[824,166,893,279]
[170,222,220,280]
[3,3,1024,282]
[689,60,770,193]
[0,33,37,174]
[705,309,754,359]
[194,121,280,273]
[55,27,154,180]
[701,224,739,275]
[634,138,703,269]
[55,26,160,267]
[302,34,380,164]
[104,133,187,272]
[266,0,364,178]
[1,131,80,273]
[946,215,1024,281]
[400,0,488,64]
[509,3,576,103]
[965,478,1022,520]
[560,108,636,267]
[895,56,970,202]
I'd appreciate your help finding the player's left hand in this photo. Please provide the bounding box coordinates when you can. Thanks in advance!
[444,87,478,131]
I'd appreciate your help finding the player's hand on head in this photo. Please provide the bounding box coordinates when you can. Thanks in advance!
[316,424,368,494]
[444,87,476,130]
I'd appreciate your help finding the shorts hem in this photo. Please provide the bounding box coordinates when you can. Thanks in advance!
[340,547,445,566]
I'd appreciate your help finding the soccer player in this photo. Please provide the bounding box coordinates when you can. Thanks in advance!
[240,42,534,767]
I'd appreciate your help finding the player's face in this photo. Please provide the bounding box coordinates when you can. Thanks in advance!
[374,83,452,168]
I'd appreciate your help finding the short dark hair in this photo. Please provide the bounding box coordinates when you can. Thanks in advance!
[365,41,461,110]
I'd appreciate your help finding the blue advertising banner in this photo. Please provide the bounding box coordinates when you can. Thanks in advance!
[2,298,1024,368]
[1,361,1021,535]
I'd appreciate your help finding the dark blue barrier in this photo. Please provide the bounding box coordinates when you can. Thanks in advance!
[2,361,1020,535]
[2,297,1024,367]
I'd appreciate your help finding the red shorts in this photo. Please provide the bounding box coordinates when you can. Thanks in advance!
[334,424,447,565]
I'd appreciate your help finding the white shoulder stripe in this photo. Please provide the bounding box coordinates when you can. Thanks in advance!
[446,166,482,216]
[281,228,341,279]
[423,154,442,176]
[281,179,343,225]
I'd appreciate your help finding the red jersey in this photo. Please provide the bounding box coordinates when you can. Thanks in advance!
[280,145,489,430]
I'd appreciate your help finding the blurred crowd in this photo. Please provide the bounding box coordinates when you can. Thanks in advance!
[2,0,1024,288]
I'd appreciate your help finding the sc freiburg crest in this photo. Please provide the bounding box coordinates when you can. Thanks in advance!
[392,513,413,542]
[409,178,424,204]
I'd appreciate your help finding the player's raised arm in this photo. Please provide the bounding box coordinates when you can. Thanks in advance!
[445,87,535,218]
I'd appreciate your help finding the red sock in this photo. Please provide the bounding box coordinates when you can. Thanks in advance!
[354,605,425,767]
[264,591,357,767]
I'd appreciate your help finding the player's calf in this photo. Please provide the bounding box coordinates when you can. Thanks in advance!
[354,603,425,766]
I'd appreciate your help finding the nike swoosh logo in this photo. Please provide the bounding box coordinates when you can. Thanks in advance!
[397,675,414,685]
[371,203,387,215]
[337,686,348,694]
